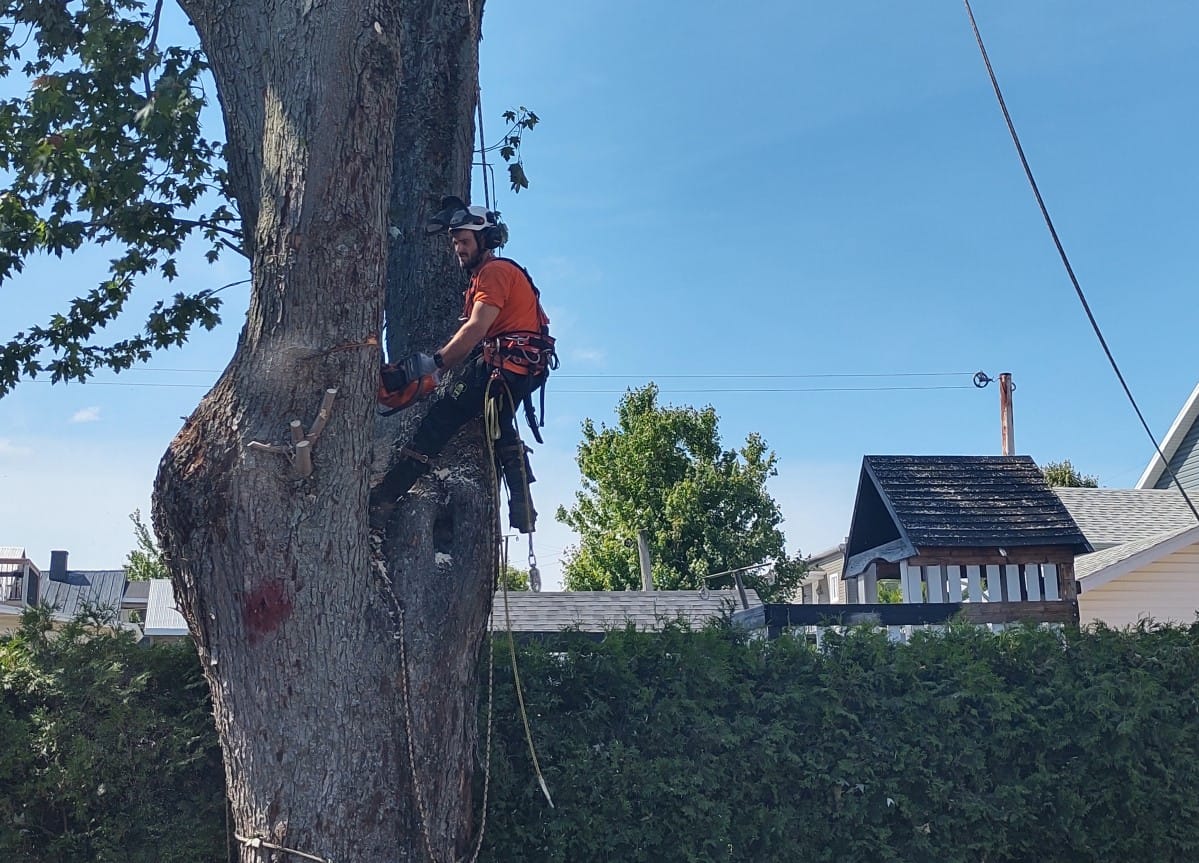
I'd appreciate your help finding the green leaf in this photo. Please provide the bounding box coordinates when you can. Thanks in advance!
[508,162,528,192]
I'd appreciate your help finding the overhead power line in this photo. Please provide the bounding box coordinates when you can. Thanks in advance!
[962,0,1199,523]
[23,380,977,394]
[46,366,978,376]
[555,385,974,394]
[555,371,974,380]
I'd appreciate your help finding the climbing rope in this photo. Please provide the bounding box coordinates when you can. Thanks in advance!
[482,371,555,808]
[365,368,549,862]
[234,833,332,863]
[371,549,441,863]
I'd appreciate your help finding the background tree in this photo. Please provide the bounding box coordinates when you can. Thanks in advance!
[499,563,530,592]
[1042,459,1099,488]
[1,2,507,860]
[0,0,233,393]
[124,509,168,581]
[558,384,805,600]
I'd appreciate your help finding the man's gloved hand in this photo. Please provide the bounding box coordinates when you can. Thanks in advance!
[400,351,439,381]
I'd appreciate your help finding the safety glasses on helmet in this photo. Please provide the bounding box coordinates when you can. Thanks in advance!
[425,195,486,233]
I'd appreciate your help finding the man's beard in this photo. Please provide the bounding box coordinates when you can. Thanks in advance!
[463,246,487,271]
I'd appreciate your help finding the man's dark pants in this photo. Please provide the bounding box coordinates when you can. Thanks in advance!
[371,356,542,530]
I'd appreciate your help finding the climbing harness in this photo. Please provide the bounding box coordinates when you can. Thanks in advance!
[473,257,559,443]
[481,331,556,375]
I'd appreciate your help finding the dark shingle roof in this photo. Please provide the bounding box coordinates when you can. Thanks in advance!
[845,456,1092,570]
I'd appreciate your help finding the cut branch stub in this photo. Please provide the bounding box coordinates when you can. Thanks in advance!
[245,388,338,478]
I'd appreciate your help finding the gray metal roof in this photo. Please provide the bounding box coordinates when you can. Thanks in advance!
[40,570,126,619]
[845,456,1091,569]
[489,589,760,634]
[1053,487,1198,548]
[144,579,188,638]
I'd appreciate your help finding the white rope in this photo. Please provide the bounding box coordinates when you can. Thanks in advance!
[234,833,332,863]
[484,374,554,809]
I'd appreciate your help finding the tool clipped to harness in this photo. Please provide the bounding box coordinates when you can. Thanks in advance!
[377,352,441,416]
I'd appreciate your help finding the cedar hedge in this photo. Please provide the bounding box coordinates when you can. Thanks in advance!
[2,610,1198,862]
[480,620,1199,863]
[0,608,225,863]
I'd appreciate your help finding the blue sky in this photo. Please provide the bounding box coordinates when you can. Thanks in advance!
[2,1,1197,588]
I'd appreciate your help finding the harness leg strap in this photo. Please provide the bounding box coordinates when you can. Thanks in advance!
[368,447,432,531]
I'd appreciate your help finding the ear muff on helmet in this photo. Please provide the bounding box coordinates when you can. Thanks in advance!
[480,220,508,250]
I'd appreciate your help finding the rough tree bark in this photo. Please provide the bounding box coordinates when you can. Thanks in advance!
[154,1,494,860]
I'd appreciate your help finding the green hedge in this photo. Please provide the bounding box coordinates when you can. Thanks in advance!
[4,611,1198,862]
[0,608,225,863]
[480,621,1199,863]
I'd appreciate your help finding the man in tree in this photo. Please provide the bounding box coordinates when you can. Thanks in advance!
[371,197,554,534]
[1,3,516,858]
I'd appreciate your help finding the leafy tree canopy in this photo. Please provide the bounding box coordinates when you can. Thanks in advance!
[0,4,544,399]
[498,563,529,592]
[1042,459,1098,488]
[557,383,805,600]
[124,508,167,580]
[0,0,238,397]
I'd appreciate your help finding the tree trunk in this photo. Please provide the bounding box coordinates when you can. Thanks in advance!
[153,1,492,860]
[376,0,498,856]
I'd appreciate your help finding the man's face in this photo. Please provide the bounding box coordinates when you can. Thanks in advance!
[451,230,484,270]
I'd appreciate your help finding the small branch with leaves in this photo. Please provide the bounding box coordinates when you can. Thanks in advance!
[479,106,539,193]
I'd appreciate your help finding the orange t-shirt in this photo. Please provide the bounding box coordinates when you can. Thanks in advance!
[465,258,548,373]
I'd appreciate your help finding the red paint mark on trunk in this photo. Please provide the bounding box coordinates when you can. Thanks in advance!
[242,580,293,645]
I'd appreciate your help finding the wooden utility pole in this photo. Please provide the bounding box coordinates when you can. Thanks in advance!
[999,372,1015,455]
[637,531,654,591]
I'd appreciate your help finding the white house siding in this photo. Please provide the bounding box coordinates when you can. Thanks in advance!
[1079,545,1199,628]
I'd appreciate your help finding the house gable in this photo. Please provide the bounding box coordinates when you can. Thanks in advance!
[1073,523,1199,592]
[842,462,908,568]
[1138,382,1199,492]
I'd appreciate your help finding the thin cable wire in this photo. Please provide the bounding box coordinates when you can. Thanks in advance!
[554,371,975,379]
[553,385,975,394]
[29,367,976,378]
[962,0,1199,522]
[29,381,977,394]
[476,87,491,212]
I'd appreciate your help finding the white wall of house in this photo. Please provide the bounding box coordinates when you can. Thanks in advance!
[1080,544,1199,628]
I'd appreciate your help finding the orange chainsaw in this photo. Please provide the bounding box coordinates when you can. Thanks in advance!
[377,353,440,416]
